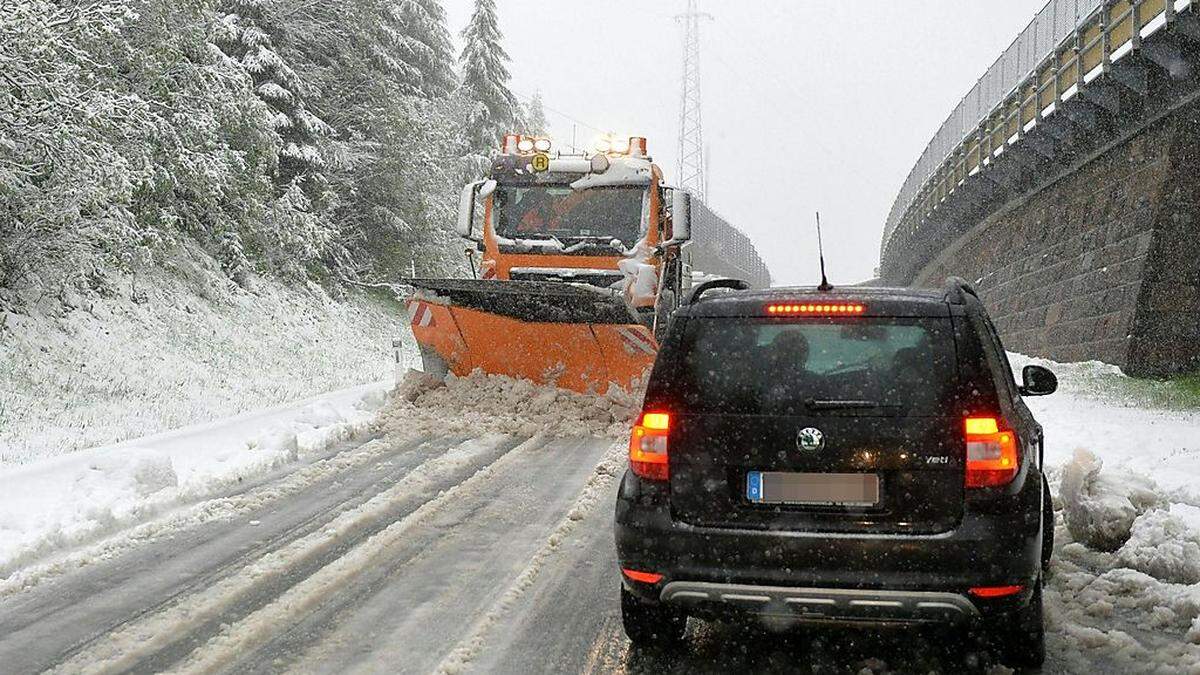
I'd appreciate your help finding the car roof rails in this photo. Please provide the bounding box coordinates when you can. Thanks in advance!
[943,276,979,305]
[689,278,750,305]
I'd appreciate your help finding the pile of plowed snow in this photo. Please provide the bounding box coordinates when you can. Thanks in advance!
[378,369,643,440]
[1024,352,1200,672]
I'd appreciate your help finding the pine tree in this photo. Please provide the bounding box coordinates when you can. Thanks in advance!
[275,0,464,279]
[392,0,457,99]
[524,91,548,136]
[458,0,518,155]
[212,0,331,186]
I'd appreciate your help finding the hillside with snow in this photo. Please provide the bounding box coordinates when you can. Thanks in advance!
[0,252,411,466]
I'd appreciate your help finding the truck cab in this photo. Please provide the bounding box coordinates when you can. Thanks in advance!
[457,134,693,329]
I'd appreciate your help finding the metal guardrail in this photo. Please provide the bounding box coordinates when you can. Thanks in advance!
[882,0,1192,258]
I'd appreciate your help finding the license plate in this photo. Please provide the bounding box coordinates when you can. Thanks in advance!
[746,471,879,506]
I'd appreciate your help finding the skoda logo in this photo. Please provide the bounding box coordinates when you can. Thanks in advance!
[797,427,825,452]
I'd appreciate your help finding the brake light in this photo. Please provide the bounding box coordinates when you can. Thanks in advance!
[969,584,1024,598]
[630,411,670,481]
[766,302,865,315]
[621,568,664,584]
[964,416,1018,488]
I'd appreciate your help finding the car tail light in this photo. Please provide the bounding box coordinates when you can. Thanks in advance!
[964,416,1018,488]
[629,411,670,481]
[968,584,1024,598]
[766,302,865,315]
[621,568,664,584]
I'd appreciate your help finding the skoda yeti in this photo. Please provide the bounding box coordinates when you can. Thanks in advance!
[614,278,1058,668]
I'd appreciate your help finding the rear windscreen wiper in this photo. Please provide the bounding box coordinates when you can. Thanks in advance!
[805,399,880,410]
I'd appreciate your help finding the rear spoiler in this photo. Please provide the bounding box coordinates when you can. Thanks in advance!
[943,276,979,305]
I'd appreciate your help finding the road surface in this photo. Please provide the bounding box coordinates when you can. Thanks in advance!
[0,430,1118,673]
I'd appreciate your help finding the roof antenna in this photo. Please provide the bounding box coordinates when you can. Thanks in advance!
[816,211,833,291]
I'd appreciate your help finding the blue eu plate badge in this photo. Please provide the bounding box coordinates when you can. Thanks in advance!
[746,471,763,502]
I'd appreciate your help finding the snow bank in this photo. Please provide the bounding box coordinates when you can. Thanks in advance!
[0,381,388,578]
[1019,350,1200,671]
[378,369,643,440]
[0,261,413,466]
[1059,449,1165,551]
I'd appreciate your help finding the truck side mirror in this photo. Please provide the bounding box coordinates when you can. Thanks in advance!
[670,188,692,242]
[456,180,486,239]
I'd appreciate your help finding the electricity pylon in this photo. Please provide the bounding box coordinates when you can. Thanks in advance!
[676,0,712,202]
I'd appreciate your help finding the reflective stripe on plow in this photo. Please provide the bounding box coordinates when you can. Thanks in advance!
[615,327,655,355]
[407,301,435,328]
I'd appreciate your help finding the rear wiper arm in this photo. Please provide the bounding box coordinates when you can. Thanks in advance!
[805,399,880,410]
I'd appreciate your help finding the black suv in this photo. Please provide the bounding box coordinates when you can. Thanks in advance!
[614,278,1058,668]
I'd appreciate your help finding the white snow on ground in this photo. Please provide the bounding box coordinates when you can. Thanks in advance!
[0,381,389,578]
[1058,448,1165,552]
[1011,353,1200,672]
[55,433,520,674]
[0,261,413,466]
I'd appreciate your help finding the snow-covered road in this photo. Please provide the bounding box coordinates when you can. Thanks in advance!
[2,362,1199,673]
[0,428,1019,675]
[0,431,623,674]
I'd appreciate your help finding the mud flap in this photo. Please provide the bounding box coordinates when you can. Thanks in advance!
[403,279,656,393]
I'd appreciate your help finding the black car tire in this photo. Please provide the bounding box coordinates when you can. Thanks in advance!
[986,583,1046,670]
[1042,477,1055,573]
[620,586,687,647]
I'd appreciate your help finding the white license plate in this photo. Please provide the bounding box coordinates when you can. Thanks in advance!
[746,471,880,506]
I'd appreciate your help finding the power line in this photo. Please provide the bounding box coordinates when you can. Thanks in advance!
[510,89,607,152]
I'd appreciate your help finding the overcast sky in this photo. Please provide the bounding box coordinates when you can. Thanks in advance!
[442,0,1048,285]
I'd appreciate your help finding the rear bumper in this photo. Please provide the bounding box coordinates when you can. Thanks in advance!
[615,471,1043,620]
[660,581,979,624]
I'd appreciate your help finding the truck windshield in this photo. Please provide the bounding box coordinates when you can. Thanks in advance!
[492,185,644,246]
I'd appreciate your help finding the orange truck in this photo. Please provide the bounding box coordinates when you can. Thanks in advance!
[405,133,768,394]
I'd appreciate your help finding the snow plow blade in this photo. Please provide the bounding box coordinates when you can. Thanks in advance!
[404,279,657,394]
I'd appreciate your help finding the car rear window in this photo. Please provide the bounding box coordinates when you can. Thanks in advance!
[675,317,958,416]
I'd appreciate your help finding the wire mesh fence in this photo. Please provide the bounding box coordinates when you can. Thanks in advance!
[882,0,1107,253]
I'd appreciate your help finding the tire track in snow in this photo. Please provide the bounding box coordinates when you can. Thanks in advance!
[16,435,471,674]
[0,435,457,639]
[213,437,620,675]
[166,433,564,674]
[465,469,625,675]
[47,433,528,675]
[3,431,438,598]
[432,440,625,675]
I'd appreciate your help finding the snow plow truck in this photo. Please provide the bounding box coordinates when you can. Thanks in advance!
[405,133,770,394]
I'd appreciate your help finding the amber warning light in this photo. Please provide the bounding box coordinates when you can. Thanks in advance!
[766,302,866,315]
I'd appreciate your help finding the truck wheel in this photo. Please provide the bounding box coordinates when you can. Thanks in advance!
[1042,477,1055,574]
[986,583,1046,670]
[620,586,686,648]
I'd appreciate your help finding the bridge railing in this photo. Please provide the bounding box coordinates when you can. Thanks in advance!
[882,0,1188,258]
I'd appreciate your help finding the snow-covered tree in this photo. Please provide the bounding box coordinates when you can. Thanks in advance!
[458,0,518,156]
[212,0,332,186]
[0,0,472,301]
[523,91,549,137]
[385,0,457,99]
